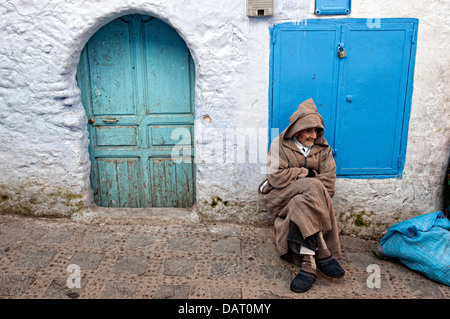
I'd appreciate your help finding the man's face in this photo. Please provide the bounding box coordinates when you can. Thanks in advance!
[294,127,317,147]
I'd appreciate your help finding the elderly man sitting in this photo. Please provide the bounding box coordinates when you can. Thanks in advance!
[259,98,345,293]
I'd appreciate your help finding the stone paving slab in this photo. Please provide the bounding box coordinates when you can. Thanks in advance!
[0,213,449,300]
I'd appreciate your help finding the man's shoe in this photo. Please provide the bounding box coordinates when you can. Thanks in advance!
[290,270,316,293]
[316,255,345,278]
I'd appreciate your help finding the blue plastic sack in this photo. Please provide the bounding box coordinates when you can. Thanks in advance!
[379,211,450,286]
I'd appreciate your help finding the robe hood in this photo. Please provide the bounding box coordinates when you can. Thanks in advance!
[282,98,327,146]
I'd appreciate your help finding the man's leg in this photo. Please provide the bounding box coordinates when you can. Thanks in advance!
[288,222,317,293]
[315,230,330,258]
[315,231,345,278]
[290,254,316,293]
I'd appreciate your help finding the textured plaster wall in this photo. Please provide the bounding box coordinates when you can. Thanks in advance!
[0,0,448,238]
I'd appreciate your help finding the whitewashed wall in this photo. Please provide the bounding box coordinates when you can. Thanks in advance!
[0,0,448,238]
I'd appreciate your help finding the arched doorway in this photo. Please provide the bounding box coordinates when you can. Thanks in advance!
[77,14,195,208]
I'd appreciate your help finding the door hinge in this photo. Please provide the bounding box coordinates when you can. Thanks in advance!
[272,31,277,44]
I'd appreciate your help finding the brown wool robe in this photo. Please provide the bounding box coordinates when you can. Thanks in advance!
[259,98,341,258]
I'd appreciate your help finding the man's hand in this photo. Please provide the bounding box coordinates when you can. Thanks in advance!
[306,168,316,178]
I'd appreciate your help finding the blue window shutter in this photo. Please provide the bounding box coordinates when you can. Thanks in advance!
[270,19,418,178]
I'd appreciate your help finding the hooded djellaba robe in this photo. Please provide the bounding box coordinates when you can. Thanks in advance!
[258,98,341,258]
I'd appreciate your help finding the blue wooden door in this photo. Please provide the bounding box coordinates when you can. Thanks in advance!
[270,19,417,177]
[77,15,195,207]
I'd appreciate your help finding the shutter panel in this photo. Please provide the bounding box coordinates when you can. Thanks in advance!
[271,22,340,147]
[335,22,415,176]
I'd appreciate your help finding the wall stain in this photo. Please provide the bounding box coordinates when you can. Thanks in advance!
[210,196,229,208]
[0,184,84,218]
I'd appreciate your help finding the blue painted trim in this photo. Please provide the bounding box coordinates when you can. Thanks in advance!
[338,175,403,180]
[397,19,419,178]
[315,0,351,15]
[273,18,418,27]
[268,26,275,151]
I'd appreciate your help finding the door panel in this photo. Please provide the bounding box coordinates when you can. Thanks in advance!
[143,18,193,114]
[149,157,195,207]
[87,18,136,116]
[96,157,142,207]
[95,126,139,147]
[77,15,195,207]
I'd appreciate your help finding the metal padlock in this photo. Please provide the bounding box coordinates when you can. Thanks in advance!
[338,45,346,58]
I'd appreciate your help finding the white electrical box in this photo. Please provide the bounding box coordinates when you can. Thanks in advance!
[247,0,274,17]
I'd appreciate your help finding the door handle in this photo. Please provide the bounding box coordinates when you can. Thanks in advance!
[346,95,353,102]
[102,119,119,124]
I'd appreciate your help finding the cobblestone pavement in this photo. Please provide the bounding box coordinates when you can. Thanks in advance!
[0,210,449,300]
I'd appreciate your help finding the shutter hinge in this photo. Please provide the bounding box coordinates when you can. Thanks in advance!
[272,30,277,44]
[398,155,403,169]
[410,31,415,44]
